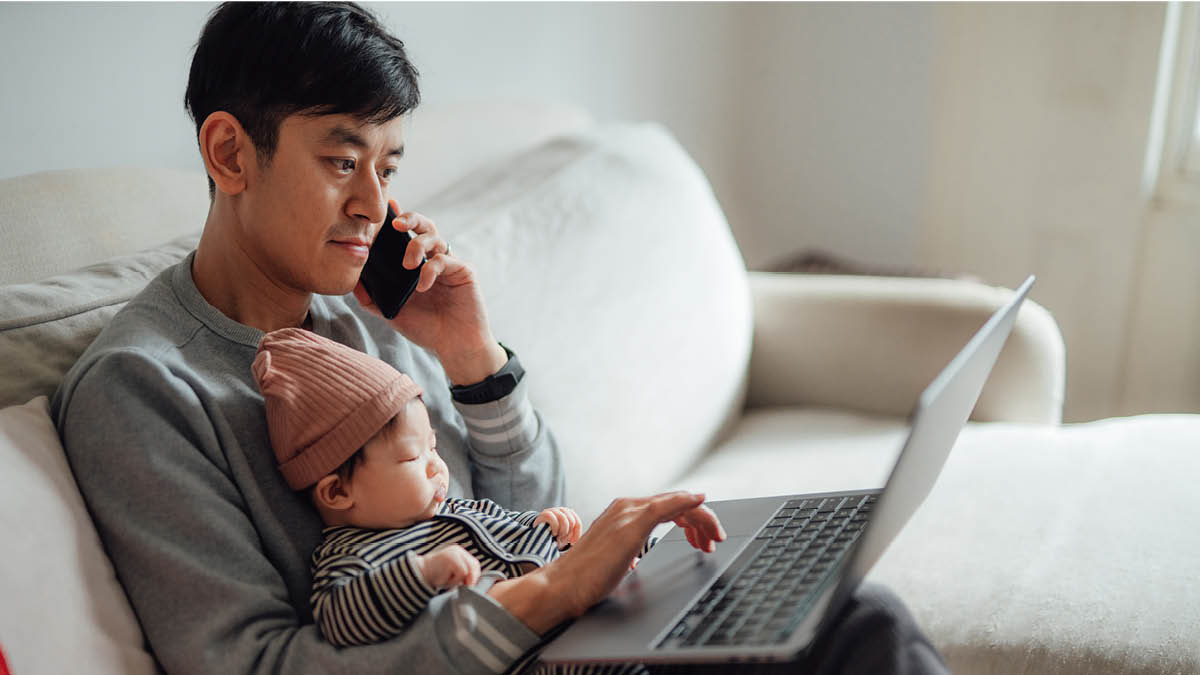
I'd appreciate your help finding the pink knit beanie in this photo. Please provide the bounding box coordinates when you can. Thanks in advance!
[251,328,423,490]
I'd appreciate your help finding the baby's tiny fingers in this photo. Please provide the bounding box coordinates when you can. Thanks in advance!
[568,512,582,543]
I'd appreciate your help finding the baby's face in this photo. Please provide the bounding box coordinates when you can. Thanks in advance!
[342,399,449,529]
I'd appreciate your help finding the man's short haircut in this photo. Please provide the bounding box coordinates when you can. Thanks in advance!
[184,2,421,199]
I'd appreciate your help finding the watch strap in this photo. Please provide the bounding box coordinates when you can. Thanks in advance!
[449,344,525,404]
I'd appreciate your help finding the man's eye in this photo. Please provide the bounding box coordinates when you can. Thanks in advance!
[333,159,355,172]
[380,167,397,180]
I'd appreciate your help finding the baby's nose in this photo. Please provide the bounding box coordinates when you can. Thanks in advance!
[426,461,438,478]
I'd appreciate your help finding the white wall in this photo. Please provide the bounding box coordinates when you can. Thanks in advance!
[731,3,935,270]
[918,3,1171,422]
[0,2,933,270]
[0,2,213,175]
[0,2,1193,422]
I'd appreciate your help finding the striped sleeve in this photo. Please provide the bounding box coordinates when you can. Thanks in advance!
[462,497,541,527]
[638,536,659,559]
[513,509,540,528]
[312,549,440,647]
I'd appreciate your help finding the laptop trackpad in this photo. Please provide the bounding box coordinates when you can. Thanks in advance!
[540,535,751,663]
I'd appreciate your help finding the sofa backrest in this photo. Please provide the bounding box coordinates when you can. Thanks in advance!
[418,124,752,518]
[0,118,752,521]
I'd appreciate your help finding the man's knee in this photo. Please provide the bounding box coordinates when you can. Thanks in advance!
[808,582,949,675]
[851,582,918,630]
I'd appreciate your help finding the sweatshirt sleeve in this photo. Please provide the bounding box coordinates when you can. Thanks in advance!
[453,371,565,513]
[53,349,541,675]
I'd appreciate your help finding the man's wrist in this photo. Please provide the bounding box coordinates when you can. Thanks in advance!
[450,344,525,404]
[486,572,571,635]
[438,340,509,388]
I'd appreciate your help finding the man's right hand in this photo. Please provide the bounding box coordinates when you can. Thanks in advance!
[488,491,726,634]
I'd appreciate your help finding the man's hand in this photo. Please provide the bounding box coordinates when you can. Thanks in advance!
[353,198,507,386]
[489,492,726,634]
[533,507,583,548]
[413,544,482,590]
[537,493,725,626]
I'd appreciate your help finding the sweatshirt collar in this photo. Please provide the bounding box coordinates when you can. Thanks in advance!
[171,250,333,348]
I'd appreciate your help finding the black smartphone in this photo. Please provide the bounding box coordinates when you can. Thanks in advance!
[359,204,424,319]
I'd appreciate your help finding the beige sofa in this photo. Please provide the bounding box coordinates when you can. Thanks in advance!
[1,101,1196,674]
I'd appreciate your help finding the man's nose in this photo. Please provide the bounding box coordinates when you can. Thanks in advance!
[349,173,387,226]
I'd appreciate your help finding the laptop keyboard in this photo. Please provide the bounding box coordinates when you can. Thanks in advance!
[655,492,877,650]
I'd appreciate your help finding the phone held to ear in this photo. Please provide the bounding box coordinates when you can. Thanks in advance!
[359,204,424,319]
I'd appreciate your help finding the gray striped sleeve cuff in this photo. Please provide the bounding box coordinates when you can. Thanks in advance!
[453,376,540,457]
[433,571,542,674]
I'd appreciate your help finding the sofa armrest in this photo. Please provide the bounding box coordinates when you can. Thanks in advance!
[747,272,1065,424]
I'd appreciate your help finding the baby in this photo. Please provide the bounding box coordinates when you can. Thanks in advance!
[251,327,638,650]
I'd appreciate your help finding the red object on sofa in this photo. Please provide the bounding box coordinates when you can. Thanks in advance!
[0,643,10,675]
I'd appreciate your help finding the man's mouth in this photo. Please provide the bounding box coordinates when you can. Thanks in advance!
[329,236,371,260]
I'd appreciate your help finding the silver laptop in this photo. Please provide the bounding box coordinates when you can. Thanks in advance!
[541,275,1035,667]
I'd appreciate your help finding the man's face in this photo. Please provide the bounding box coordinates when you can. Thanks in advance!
[237,112,406,296]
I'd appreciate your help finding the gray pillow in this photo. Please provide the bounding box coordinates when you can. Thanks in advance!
[0,233,199,408]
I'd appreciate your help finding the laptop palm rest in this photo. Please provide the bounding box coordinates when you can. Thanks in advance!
[542,534,751,662]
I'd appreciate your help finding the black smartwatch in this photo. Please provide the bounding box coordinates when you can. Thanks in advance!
[449,344,525,404]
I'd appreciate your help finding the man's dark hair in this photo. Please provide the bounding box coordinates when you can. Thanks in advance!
[184,2,421,199]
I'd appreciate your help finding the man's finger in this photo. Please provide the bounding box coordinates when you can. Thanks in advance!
[402,232,441,270]
[693,505,725,539]
[416,255,447,292]
[676,505,726,543]
[408,212,438,236]
[646,491,705,522]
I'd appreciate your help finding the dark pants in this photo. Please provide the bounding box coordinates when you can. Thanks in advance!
[536,583,950,675]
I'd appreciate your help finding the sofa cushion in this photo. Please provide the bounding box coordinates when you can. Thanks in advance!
[0,233,199,409]
[0,168,209,286]
[0,396,155,675]
[416,122,753,521]
[870,414,1200,675]
[677,408,1200,675]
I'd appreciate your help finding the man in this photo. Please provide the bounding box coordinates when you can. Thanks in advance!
[53,3,947,674]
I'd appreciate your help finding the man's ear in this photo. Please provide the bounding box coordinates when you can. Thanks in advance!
[198,111,254,197]
[312,474,355,512]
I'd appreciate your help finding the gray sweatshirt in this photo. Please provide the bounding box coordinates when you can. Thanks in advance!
[51,252,565,674]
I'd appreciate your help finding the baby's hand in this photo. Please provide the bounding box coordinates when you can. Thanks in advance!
[415,544,481,590]
[534,506,582,548]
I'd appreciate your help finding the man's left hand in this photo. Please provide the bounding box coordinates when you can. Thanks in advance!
[353,198,507,385]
